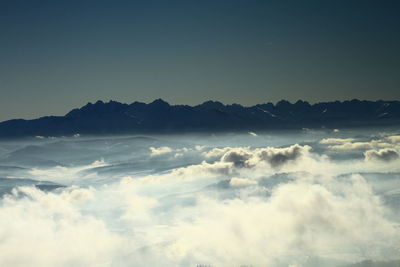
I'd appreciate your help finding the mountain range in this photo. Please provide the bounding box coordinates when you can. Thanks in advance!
[1,99,400,137]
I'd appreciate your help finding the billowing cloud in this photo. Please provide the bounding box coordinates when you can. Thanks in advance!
[163,144,325,181]
[0,187,123,267]
[1,133,400,267]
[252,144,310,167]
[202,147,239,158]
[149,146,173,156]
[218,144,312,169]
[220,148,252,167]
[153,175,400,266]
[195,145,205,151]
[386,135,400,143]
[364,148,400,162]
[2,173,399,267]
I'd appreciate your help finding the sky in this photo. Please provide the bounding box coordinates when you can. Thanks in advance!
[0,0,399,121]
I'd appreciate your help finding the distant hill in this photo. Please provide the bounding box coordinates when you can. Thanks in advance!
[1,99,400,137]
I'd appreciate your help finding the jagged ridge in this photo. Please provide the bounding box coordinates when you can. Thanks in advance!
[1,99,400,137]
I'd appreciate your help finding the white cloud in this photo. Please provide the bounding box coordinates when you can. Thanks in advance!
[229,177,257,187]
[319,138,354,144]
[158,174,400,266]
[1,159,400,267]
[0,187,123,267]
[364,148,400,162]
[202,147,238,158]
[251,144,311,168]
[164,144,329,182]
[195,145,205,151]
[386,135,400,143]
[2,134,400,267]
[320,136,400,151]
[28,160,108,183]
[327,140,393,151]
[174,153,183,158]
[220,147,253,167]
[203,145,313,170]
[216,144,313,169]
[149,146,203,157]
[149,146,173,156]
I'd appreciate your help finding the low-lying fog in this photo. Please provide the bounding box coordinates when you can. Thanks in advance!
[1,128,400,267]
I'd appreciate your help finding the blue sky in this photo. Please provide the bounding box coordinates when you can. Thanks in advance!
[1,0,399,121]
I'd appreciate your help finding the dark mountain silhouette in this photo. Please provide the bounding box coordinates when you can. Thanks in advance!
[1,99,400,137]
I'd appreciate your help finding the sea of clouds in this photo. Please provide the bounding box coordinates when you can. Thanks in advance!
[0,128,400,267]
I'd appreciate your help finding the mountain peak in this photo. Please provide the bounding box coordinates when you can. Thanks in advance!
[197,100,225,109]
[149,99,170,107]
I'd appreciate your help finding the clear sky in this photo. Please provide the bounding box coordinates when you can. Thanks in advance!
[1,0,399,121]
